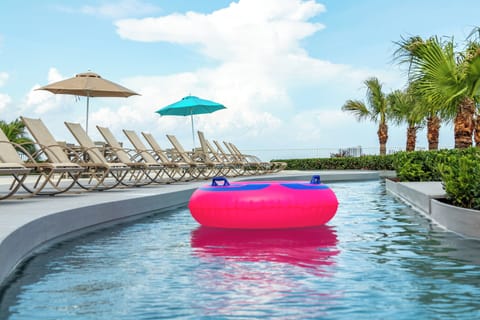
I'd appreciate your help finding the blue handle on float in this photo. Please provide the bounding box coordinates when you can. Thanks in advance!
[211,176,230,186]
[310,175,321,184]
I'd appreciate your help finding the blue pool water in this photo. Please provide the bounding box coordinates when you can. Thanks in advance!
[2,180,480,319]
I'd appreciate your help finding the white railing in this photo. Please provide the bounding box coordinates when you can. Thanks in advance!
[242,146,427,161]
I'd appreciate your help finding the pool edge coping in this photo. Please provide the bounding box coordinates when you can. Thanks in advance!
[385,179,480,240]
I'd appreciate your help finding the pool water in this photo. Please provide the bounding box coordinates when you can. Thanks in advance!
[2,180,480,319]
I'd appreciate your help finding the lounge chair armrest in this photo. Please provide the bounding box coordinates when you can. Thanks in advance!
[138,149,163,162]
[70,145,105,162]
[28,142,84,163]
[103,146,143,162]
[191,151,205,162]
[46,143,85,162]
[144,149,160,159]
[55,144,87,163]
[129,150,147,162]
[166,149,181,161]
[0,140,39,163]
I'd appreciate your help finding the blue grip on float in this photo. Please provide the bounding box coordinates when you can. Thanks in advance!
[310,175,321,184]
[211,176,230,186]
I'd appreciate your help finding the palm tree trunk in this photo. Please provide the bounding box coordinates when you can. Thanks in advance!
[454,97,475,149]
[474,113,480,147]
[378,123,388,155]
[427,115,440,150]
[406,125,416,151]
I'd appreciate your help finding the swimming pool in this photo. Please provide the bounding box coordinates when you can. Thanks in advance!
[1,180,480,319]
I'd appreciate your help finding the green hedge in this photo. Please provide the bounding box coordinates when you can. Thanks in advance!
[274,148,480,210]
[394,148,480,209]
[437,148,480,209]
[392,150,446,181]
[273,154,395,171]
[391,148,480,182]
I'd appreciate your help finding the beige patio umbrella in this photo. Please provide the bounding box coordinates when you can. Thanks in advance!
[37,71,140,133]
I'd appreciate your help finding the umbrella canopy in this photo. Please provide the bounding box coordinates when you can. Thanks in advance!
[37,71,139,133]
[156,95,226,148]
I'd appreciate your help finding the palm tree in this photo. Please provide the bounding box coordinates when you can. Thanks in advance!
[0,118,35,155]
[464,28,480,146]
[395,33,480,149]
[342,77,390,155]
[394,36,444,150]
[411,80,444,150]
[388,88,424,151]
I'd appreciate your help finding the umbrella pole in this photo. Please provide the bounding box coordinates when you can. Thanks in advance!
[86,94,90,134]
[190,112,195,149]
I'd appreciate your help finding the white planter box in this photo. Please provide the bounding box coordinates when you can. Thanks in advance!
[385,179,445,215]
[385,179,480,239]
[431,199,480,239]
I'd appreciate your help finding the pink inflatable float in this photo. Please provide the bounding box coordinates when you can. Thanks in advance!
[188,175,338,229]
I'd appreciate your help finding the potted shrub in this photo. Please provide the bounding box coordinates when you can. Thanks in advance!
[433,148,480,238]
[437,148,480,209]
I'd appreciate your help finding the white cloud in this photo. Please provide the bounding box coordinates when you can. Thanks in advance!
[81,0,159,19]
[0,72,8,87]
[0,72,11,114]
[46,67,64,83]
[112,0,401,152]
[116,0,325,61]
[23,67,68,114]
[24,0,407,156]
[0,93,11,113]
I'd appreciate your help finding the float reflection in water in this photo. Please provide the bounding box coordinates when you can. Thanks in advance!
[190,225,339,270]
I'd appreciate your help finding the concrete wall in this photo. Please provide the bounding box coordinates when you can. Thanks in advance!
[431,199,480,239]
[386,179,480,240]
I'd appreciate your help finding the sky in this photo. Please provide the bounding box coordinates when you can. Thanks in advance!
[1,0,480,159]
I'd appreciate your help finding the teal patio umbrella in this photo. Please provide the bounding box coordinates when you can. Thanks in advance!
[155,95,226,148]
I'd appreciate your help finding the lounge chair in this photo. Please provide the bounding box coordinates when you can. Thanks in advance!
[0,129,33,199]
[123,129,190,181]
[166,134,221,179]
[8,117,87,196]
[223,141,273,174]
[227,142,286,173]
[142,132,207,179]
[196,131,242,176]
[212,139,254,176]
[64,121,131,190]
[97,126,168,185]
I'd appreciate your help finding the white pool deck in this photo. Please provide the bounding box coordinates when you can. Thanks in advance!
[0,170,383,287]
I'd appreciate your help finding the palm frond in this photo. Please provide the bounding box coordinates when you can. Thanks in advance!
[388,89,425,127]
[393,35,426,74]
[364,77,387,122]
[408,37,465,111]
[0,118,36,155]
[467,26,480,43]
[465,48,480,97]
[341,100,370,121]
